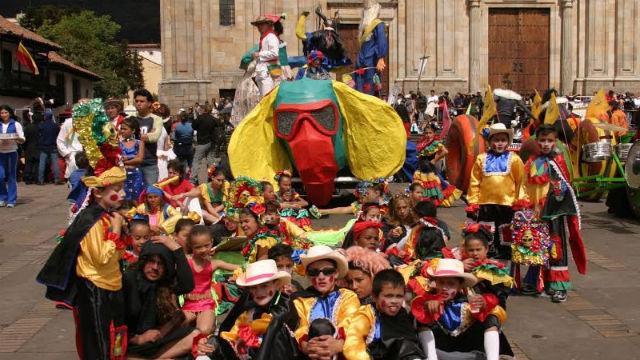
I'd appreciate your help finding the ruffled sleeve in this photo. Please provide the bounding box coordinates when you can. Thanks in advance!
[411,293,443,325]
[343,305,375,360]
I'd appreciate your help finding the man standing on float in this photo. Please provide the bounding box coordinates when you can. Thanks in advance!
[353,0,388,96]
[251,15,281,96]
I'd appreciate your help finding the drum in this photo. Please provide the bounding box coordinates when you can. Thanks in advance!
[581,140,612,163]
[445,115,486,192]
[616,143,633,162]
[572,117,618,201]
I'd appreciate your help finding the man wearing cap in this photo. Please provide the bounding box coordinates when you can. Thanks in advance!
[251,15,281,96]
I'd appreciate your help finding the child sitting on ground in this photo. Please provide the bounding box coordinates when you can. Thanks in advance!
[343,269,425,360]
[342,220,384,251]
[403,200,449,262]
[345,246,392,304]
[274,170,313,230]
[197,165,230,224]
[122,219,151,267]
[130,185,180,235]
[183,225,239,335]
[267,243,304,295]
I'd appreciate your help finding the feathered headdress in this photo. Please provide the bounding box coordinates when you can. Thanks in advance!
[224,176,264,219]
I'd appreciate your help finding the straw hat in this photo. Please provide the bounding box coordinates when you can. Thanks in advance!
[488,122,514,144]
[103,98,124,111]
[236,259,291,287]
[425,258,478,288]
[300,245,349,278]
[82,166,126,188]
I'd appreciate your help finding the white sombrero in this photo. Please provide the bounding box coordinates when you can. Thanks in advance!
[300,245,349,278]
[426,258,478,288]
[235,259,291,287]
[488,122,514,144]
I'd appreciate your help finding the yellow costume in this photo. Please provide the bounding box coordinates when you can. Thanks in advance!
[343,305,377,360]
[75,215,123,291]
[467,152,528,207]
[198,180,230,205]
[244,232,280,264]
[293,288,360,342]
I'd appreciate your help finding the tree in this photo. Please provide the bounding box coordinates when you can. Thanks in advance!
[18,5,80,32]
[24,9,144,99]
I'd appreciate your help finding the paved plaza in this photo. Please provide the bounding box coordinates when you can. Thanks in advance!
[0,184,639,359]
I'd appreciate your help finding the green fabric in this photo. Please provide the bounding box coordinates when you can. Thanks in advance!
[549,281,572,291]
[306,218,356,247]
[213,251,245,268]
[240,44,260,70]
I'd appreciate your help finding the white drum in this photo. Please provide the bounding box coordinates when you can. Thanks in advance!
[616,143,633,162]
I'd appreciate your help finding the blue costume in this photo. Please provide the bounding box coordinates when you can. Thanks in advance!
[119,140,145,201]
[354,21,388,96]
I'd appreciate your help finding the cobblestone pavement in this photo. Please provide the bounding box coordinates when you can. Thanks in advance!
[1,183,639,359]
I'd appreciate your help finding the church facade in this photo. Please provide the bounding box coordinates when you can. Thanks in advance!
[159,0,640,110]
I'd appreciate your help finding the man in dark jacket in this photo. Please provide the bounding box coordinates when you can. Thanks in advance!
[37,109,62,184]
[190,104,220,184]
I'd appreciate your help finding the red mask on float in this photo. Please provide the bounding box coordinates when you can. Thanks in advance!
[274,100,340,205]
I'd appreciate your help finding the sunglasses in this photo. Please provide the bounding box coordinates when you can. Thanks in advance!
[307,267,337,277]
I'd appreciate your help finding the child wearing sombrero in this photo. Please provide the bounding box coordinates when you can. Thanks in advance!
[37,166,129,359]
[466,123,529,260]
[411,258,513,360]
[193,259,298,359]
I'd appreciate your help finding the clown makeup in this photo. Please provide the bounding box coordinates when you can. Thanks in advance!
[146,193,163,209]
[537,132,557,155]
[262,183,276,202]
[356,228,381,251]
[489,133,510,154]
[143,254,166,282]
[239,213,260,237]
[411,184,424,203]
[435,277,463,301]
[274,255,294,274]
[346,268,373,300]
[374,283,405,316]
[307,259,338,295]
[363,206,382,223]
[96,183,125,210]
[130,223,151,254]
[248,280,278,307]
[174,225,193,249]
[464,238,488,262]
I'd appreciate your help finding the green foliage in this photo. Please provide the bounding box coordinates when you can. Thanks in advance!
[18,5,80,31]
[22,9,144,99]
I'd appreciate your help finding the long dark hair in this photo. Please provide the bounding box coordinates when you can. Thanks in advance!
[121,117,141,139]
[0,105,15,120]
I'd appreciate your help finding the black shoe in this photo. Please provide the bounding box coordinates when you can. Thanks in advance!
[551,290,567,303]
[520,284,539,296]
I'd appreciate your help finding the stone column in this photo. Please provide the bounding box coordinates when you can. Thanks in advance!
[560,0,574,95]
[468,0,481,93]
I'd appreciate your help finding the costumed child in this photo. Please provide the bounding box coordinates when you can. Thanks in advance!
[119,117,146,201]
[343,269,425,360]
[193,259,298,360]
[461,224,514,309]
[37,166,128,359]
[157,159,196,209]
[382,193,418,251]
[414,124,462,207]
[522,124,586,302]
[403,200,449,262]
[411,258,513,360]
[197,165,230,224]
[130,184,180,235]
[274,169,313,230]
[263,200,310,250]
[268,243,304,295]
[342,220,384,251]
[345,246,392,304]
[122,218,151,268]
[182,225,240,335]
[466,122,528,260]
[409,182,425,204]
[293,245,361,359]
[319,179,390,216]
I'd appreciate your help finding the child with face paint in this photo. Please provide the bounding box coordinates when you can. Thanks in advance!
[343,269,425,360]
[38,166,129,360]
[466,123,528,260]
[194,259,297,360]
[521,124,586,302]
[293,245,360,360]
[411,259,513,360]
[345,246,391,304]
[182,226,239,335]
[403,200,449,263]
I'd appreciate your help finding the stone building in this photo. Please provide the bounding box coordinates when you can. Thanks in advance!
[159,0,640,111]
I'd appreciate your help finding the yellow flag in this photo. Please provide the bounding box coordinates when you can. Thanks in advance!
[477,85,496,139]
[544,92,560,125]
[531,89,542,120]
[586,89,609,120]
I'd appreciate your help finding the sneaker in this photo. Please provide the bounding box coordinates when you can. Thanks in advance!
[0,201,6,207]
[309,205,322,219]
[551,290,567,303]
[6,203,15,208]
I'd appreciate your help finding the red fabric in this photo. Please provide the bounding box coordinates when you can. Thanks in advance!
[567,216,587,274]
[191,333,208,358]
[407,278,427,297]
[411,293,443,324]
[109,322,127,360]
[465,204,480,214]
[237,324,261,354]
[547,269,570,282]
[352,220,383,241]
[441,247,456,259]
[94,144,121,177]
[512,199,532,211]
[471,293,499,323]
[161,178,194,207]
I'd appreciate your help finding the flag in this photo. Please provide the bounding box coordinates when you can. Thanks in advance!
[531,89,542,120]
[586,89,609,120]
[544,92,560,125]
[16,41,39,75]
[477,85,496,139]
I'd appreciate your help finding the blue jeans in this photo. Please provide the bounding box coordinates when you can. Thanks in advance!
[140,164,159,185]
[38,150,61,183]
[0,151,18,204]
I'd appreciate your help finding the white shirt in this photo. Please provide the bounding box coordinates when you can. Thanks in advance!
[255,33,280,73]
[56,118,83,157]
[0,121,25,153]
